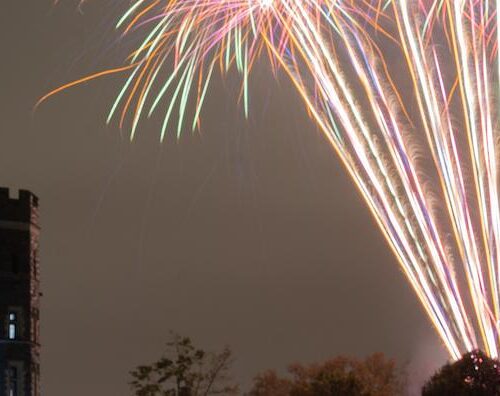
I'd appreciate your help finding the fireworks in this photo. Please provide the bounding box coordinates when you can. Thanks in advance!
[40,0,500,360]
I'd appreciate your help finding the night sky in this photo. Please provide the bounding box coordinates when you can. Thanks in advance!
[2,1,448,395]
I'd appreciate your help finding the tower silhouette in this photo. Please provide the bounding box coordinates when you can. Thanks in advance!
[0,188,40,396]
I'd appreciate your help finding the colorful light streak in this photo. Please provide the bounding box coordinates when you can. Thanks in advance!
[40,0,500,360]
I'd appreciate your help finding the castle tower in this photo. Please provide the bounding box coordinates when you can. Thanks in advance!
[0,188,41,396]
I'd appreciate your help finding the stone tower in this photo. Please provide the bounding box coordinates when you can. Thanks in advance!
[0,188,41,396]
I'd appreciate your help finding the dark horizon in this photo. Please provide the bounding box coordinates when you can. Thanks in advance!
[2,1,447,394]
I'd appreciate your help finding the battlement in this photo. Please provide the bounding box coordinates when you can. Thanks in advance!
[0,187,39,225]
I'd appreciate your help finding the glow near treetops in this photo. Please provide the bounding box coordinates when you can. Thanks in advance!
[40,0,500,360]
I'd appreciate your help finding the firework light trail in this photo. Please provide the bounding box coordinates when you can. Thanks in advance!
[40,0,500,360]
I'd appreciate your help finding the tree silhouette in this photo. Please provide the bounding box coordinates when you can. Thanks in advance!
[130,332,238,396]
[422,350,500,396]
[249,353,405,396]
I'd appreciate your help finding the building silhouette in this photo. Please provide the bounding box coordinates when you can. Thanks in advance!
[0,188,41,396]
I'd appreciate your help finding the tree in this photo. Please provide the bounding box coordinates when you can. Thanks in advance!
[249,370,292,396]
[130,332,239,396]
[248,353,406,396]
[422,350,500,396]
[304,367,365,396]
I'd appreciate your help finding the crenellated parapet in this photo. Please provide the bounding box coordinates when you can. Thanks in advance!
[0,188,39,227]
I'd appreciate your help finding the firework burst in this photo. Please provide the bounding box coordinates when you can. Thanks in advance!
[40,0,500,360]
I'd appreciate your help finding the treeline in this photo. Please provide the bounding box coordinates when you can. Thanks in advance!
[129,333,500,395]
